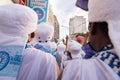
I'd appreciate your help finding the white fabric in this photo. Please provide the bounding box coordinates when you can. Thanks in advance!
[62,58,119,80]
[38,41,52,49]
[67,40,85,59]
[0,0,13,5]
[35,22,54,42]
[33,23,54,49]
[50,42,57,51]
[0,4,37,46]
[88,0,120,58]
[0,4,38,37]
[0,77,16,80]
[108,20,120,58]
[57,43,66,53]
[88,0,120,22]
[0,4,39,80]
[56,43,66,61]
[17,48,57,80]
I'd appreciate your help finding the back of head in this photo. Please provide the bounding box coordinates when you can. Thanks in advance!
[89,22,109,41]
[67,40,85,59]
[88,0,120,58]
[35,23,54,43]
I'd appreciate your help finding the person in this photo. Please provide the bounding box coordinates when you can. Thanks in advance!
[82,22,112,59]
[62,0,120,80]
[54,43,66,71]
[76,0,114,59]
[67,40,85,60]
[34,23,55,55]
[0,4,58,80]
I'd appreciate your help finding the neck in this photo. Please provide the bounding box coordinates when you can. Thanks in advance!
[90,36,112,51]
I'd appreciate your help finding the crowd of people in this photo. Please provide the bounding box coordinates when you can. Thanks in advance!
[0,0,119,80]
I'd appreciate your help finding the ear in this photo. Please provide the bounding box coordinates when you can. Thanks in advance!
[31,32,35,38]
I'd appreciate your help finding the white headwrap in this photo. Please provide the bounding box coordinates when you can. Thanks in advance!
[0,4,38,46]
[34,22,54,48]
[67,40,85,59]
[0,4,38,79]
[57,43,66,54]
[88,0,120,58]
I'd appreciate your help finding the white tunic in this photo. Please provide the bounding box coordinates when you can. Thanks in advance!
[62,58,119,80]
[18,48,57,80]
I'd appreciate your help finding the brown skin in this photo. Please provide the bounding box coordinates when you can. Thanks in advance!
[28,32,35,43]
[83,32,89,45]
[88,22,112,51]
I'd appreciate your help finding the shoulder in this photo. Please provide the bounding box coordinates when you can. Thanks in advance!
[18,48,57,80]
[23,48,56,61]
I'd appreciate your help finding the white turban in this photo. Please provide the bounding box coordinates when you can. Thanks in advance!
[67,40,85,59]
[33,23,54,47]
[35,23,54,42]
[57,43,66,53]
[0,4,38,46]
[88,0,120,58]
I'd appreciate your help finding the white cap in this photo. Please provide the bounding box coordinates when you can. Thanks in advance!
[88,0,120,58]
[67,40,85,59]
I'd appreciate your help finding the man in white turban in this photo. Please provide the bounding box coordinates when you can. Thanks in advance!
[62,0,120,80]
[34,23,55,55]
[0,4,58,80]
[63,40,85,63]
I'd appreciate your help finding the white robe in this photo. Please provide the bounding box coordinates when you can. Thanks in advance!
[17,48,57,80]
[62,58,119,80]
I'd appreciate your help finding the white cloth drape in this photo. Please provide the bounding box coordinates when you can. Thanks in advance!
[62,58,119,80]
[18,48,58,80]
